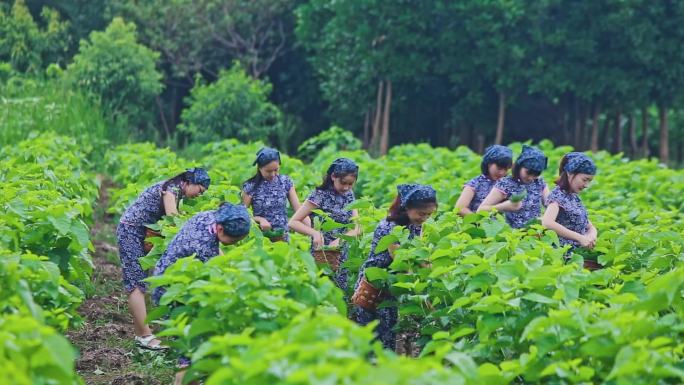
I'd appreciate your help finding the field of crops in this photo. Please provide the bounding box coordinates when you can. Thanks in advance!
[3,134,683,384]
[0,134,98,384]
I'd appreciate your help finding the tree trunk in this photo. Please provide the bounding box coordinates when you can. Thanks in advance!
[476,133,485,154]
[641,107,650,158]
[573,99,581,150]
[362,109,371,149]
[614,109,623,153]
[156,95,171,141]
[461,122,472,149]
[590,103,601,153]
[170,82,185,134]
[495,91,506,145]
[658,104,669,164]
[601,113,611,151]
[628,114,638,157]
[560,94,570,145]
[379,80,392,156]
[369,81,384,155]
[579,103,588,150]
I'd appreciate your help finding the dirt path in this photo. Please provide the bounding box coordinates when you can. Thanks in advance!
[67,178,174,385]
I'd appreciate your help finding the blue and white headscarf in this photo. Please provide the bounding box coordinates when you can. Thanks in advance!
[253,147,281,167]
[327,158,359,176]
[563,152,597,175]
[397,184,437,207]
[516,145,548,174]
[187,167,211,189]
[216,203,251,237]
[482,145,513,169]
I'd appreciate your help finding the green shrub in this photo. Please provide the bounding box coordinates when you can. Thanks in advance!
[297,125,362,162]
[67,17,163,135]
[0,0,70,74]
[179,62,283,144]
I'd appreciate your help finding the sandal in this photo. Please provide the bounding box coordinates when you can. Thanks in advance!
[135,334,168,350]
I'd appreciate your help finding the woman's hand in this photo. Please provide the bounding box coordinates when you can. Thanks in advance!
[312,231,325,249]
[259,219,272,231]
[508,200,523,211]
[579,235,595,249]
[329,238,341,248]
[498,200,522,212]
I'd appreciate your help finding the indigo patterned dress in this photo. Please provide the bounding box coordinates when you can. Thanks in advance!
[464,175,497,212]
[151,210,220,305]
[493,176,547,228]
[547,187,590,249]
[243,175,293,240]
[306,188,355,290]
[117,181,183,293]
[352,219,422,351]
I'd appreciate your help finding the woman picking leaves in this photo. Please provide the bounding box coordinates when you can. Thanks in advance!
[352,184,437,351]
[289,158,361,290]
[455,145,513,216]
[117,167,210,350]
[241,147,309,242]
[478,145,550,228]
[150,202,251,385]
[542,152,598,254]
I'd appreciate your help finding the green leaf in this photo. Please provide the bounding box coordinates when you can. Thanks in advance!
[344,199,371,210]
[47,215,71,235]
[375,234,399,253]
[364,267,389,283]
[482,219,506,237]
[522,293,556,304]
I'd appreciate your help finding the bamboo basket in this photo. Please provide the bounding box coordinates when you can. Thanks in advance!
[312,248,341,271]
[351,277,386,311]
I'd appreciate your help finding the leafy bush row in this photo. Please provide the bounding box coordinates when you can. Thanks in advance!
[105,139,684,384]
[0,133,99,385]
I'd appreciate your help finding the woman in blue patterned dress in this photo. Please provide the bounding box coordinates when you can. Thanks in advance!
[241,147,309,241]
[542,152,598,251]
[288,158,361,290]
[455,145,512,216]
[352,184,437,351]
[478,145,550,228]
[117,168,210,350]
[150,202,250,385]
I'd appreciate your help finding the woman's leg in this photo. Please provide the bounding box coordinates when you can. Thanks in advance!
[117,223,162,346]
[334,248,349,291]
[377,306,398,351]
[128,287,152,336]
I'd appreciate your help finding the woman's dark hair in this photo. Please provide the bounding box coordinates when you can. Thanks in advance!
[555,155,571,192]
[481,158,513,176]
[243,157,281,192]
[316,169,358,191]
[162,170,193,192]
[512,163,541,180]
[386,196,438,226]
[163,168,210,193]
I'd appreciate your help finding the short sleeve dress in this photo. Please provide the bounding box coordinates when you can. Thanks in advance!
[306,188,355,290]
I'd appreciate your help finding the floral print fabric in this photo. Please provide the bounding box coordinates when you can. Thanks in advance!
[464,175,497,212]
[494,176,547,228]
[306,188,355,290]
[151,210,220,304]
[116,180,183,293]
[119,181,183,226]
[352,219,422,350]
[243,174,293,233]
[116,223,149,293]
[547,187,590,248]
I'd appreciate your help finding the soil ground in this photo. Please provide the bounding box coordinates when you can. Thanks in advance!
[67,178,175,385]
